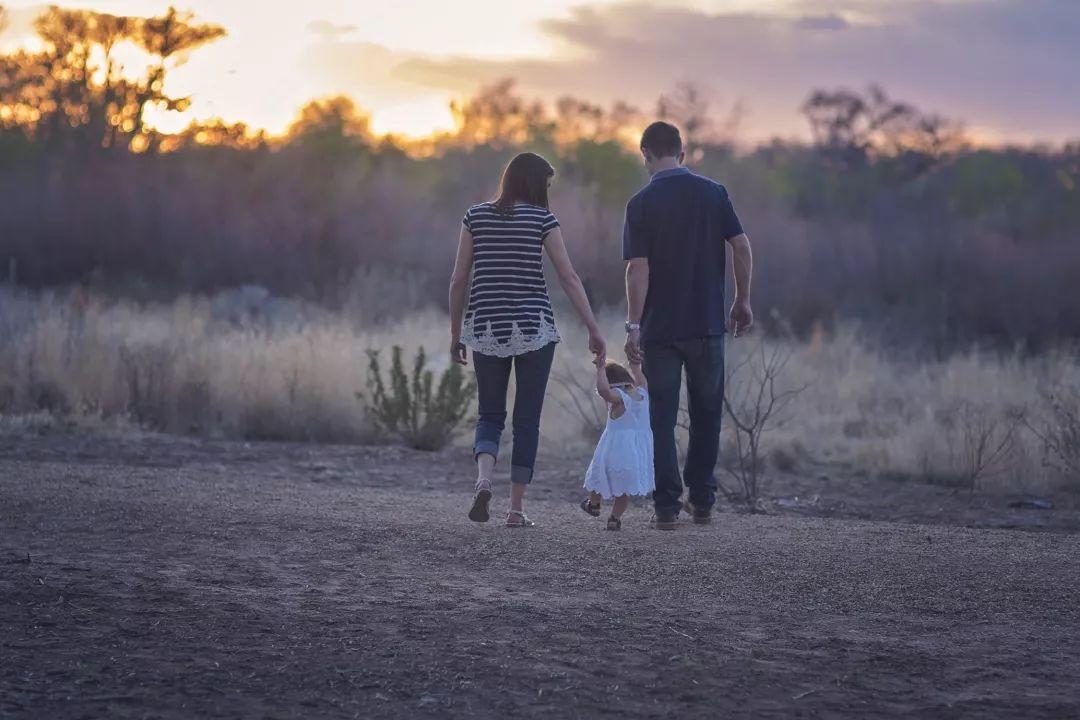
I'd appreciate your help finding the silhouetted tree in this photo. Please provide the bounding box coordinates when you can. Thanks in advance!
[554,97,639,148]
[801,84,963,173]
[286,96,371,146]
[657,82,742,164]
[128,7,227,152]
[0,5,224,152]
[657,82,711,162]
[162,119,267,151]
[448,79,553,149]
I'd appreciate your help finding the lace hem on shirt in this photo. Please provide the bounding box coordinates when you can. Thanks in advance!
[462,315,560,357]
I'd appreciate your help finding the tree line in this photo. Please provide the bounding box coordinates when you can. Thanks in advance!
[1,5,1078,353]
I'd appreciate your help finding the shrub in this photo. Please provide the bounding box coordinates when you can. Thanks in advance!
[363,345,475,451]
[1026,387,1080,484]
[721,340,808,510]
[950,400,1023,491]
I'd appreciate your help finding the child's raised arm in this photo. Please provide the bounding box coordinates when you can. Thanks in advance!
[629,360,648,389]
[594,358,623,405]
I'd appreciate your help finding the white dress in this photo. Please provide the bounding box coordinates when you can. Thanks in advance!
[583,387,655,499]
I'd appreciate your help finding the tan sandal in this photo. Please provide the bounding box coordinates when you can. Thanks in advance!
[505,509,535,528]
[606,516,622,531]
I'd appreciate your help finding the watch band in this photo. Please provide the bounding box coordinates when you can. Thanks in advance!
[625,321,641,332]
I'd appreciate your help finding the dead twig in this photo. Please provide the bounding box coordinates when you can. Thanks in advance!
[668,627,695,640]
[951,401,1022,491]
[1024,386,1080,480]
[721,339,809,509]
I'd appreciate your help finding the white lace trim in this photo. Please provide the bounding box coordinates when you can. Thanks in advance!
[462,314,561,357]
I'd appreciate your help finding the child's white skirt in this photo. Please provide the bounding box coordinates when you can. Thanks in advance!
[583,427,655,499]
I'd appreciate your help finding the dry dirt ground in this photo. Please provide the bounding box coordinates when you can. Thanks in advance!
[2,433,1079,719]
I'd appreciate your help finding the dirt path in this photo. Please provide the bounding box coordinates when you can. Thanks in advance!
[2,438,1079,718]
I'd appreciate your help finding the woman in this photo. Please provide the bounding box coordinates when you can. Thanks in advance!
[449,152,606,527]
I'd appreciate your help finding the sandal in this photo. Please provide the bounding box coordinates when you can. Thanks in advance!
[468,479,492,523]
[505,509,535,528]
[606,516,622,531]
[580,498,601,517]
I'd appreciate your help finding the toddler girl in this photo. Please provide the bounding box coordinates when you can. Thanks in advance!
[580,358,655,530]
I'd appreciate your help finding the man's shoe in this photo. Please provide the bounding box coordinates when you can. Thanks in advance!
[683,500,712,525]
[649,509,678,530]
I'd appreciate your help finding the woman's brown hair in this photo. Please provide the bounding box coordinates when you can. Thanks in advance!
[493,152,554,214]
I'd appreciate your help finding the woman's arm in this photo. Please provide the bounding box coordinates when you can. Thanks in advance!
[543,226,606,362]
[448,226,473,365]
[594,356,622,405]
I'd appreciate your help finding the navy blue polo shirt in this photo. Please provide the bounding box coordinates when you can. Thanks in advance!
[622,167,744,343]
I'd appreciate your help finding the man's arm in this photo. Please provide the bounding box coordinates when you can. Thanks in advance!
[624,258,648,363]
[726,232,753,337]
[622,197,650,363]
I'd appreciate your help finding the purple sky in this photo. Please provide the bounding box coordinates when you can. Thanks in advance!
[2,0,1078,142]
[311,0,1080,143]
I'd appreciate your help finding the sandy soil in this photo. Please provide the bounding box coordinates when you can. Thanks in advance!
[2,434,1079,719]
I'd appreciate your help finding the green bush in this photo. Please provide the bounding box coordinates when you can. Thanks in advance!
[364,345,475,451]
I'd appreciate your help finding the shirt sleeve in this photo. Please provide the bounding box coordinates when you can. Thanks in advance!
[541,211,560,239]
[622,198,649,260]
[461,207,473,233]
[720,190,744,240]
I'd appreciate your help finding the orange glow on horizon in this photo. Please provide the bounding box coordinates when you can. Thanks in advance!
[2,0,1076,148]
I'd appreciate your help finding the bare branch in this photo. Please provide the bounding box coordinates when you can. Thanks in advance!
[722,337,810,509]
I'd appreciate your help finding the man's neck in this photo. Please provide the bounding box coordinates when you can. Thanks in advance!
[650,158,682,175]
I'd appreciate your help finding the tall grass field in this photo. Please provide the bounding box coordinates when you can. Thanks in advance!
[1,286,1076,494]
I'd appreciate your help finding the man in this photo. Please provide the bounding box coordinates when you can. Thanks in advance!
[623,121,754,530]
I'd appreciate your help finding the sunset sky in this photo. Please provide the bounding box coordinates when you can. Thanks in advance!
[2,0,1078,143]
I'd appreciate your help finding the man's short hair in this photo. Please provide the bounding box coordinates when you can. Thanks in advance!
[640,121,682,158]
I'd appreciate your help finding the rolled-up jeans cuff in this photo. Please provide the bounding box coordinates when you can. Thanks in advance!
[474,440,499,462]
[510,464,534,485]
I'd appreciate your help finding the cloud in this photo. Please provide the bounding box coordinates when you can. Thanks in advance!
[794,13,850,31]
[301,40,440,104]
[306,20,358,40]
[306,0,1080,142]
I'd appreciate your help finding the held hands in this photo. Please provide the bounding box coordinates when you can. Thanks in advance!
[588,326,607,366]
[729,298,754,338]
[624,329,643,365]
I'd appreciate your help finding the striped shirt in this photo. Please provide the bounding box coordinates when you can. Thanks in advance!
[460,202,561,357]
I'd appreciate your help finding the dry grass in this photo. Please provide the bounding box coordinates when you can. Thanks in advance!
[1,287,1077,493]
[0,287,447,443]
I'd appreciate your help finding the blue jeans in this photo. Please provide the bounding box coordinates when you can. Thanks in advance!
[643,336,725,514]
[472,342,556,484]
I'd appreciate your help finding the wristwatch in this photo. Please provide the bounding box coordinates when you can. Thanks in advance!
[625,321,641,333]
